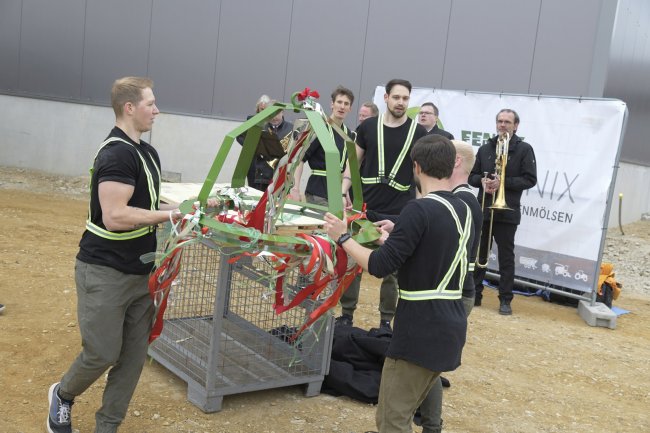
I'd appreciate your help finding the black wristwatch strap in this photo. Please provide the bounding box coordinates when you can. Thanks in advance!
[336,232,352,247]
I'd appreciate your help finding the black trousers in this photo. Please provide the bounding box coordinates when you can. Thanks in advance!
[473,221,517,303]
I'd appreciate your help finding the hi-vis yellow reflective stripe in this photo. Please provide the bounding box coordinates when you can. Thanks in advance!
[398,194,471,301]
[86,224,153,240]
[454,185,477,272]
[85,137,161,241]
[454,186,474,195]
[312,124,349,176]
[361,114,417,191]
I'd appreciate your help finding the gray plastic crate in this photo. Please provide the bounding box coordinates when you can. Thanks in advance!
[148,241,334,412]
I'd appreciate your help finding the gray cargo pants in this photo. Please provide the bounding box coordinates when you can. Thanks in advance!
[58,260,154,433]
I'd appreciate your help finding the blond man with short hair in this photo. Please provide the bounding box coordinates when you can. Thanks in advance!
[47,77,179,433]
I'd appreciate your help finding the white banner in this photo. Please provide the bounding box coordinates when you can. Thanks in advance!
[373,87,627,292]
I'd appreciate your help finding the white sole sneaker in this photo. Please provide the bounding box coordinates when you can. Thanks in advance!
[47,382,57,433]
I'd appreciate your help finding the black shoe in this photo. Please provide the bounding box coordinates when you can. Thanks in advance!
[498,301,512,315]
[379,319,392,331]
[440,376,451,388]
[474,297,482,307]
[335,314,353,327]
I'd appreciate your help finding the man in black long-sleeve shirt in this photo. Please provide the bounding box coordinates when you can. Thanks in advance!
[325,134,471,433]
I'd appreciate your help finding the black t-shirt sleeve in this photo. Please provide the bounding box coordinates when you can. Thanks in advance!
[95,144,139,187]
[368,200,426,278]
[355,119,370,150]
[302,137,321,162]
[413,123,428,143]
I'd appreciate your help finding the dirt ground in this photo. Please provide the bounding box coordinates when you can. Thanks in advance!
[1,166,649,433]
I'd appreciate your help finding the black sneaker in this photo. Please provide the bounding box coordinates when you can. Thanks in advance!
[335,314,353,327]
[0,303,5,313]
[379,319,392,331]
[498,301,512,316]
[474,297,482,307]
[47,382,73,433]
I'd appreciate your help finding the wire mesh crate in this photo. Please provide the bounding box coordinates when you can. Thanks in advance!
[148,239,334,412]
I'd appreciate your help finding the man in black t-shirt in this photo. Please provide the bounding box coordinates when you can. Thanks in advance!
[47,77,180,433]
[339,79,427,330]
[325,135,470,433]
[290,86,355,206]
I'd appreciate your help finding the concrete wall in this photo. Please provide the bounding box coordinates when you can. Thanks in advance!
[0,94,238,182]
[0,94,315,189]
[611,161,650,224]
[0,94,645,227]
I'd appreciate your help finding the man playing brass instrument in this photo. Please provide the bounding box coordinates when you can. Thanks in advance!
[468,109,537,315]
[237,95,294,192]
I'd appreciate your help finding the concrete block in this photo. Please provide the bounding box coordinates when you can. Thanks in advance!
[578,300,616,329]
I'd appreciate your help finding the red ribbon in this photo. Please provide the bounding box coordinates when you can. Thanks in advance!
[297,87,320,101]
[243,128,311,232]
[148,247,183,343]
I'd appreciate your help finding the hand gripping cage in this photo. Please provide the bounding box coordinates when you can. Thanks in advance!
[147,90,378,412]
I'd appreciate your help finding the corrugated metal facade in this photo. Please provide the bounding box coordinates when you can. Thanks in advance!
[0,0,647,164]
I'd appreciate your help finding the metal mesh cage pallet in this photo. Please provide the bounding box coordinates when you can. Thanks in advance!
[148,240,334,412]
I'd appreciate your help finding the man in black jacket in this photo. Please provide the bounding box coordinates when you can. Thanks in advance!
[237,95,293,192]
[418,102,454,140]
[468,109,537,315]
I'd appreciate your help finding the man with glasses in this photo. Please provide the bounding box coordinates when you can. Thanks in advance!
[468,109,537,315]
[418,102,454,140]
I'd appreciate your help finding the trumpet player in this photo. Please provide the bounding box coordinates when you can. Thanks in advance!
[468,109,537,315]
[236,95,293,192]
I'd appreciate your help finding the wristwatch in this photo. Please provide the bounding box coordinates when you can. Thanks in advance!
[336,232,352,247]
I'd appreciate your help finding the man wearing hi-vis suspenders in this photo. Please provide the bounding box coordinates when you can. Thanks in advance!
[47,77,181,433]
[340,78,427,330]
[290,85,356,206]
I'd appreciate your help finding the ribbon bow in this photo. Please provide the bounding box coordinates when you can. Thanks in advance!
[297,87,320,101]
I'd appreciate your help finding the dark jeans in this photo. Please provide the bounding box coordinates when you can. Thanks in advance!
[340,272,398,322]
[473,221,517,303]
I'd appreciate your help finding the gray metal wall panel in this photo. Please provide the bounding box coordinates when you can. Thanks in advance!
[81,0,153,105]
[360,0,450,104]
[19,0,85,98]
[2,0,647,168]
[0,2,22,91]
[149,0,221,115]
[285,0,369,118]
[604,0,650,165]
[587,0,619,96]
[529,0,602,96]
[212,0,293,118]
[443,0,540,93]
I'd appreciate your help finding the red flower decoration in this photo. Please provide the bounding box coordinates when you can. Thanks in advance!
[297,87,320,101]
